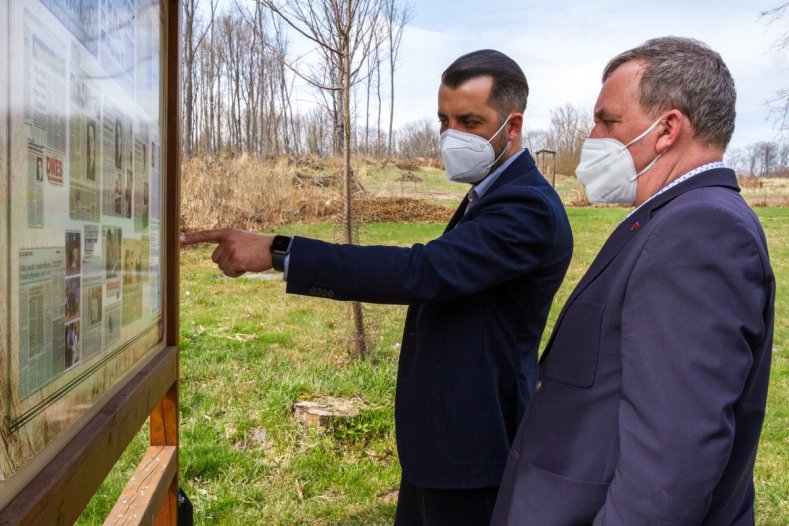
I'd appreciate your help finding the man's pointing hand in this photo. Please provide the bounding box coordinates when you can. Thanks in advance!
[180,229,273,278]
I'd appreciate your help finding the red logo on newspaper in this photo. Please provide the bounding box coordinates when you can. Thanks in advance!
[46,156,63,185]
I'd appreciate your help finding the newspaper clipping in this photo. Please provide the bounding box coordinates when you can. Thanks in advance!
[18,248,67,399]
[40,0,99,57]
[69,44,101,222]
[24,12,67,187]
[100,0,136,96]
[27,145,45,228]
[80,224,103,360]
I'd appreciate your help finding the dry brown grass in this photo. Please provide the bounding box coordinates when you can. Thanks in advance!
[738,176,789,208]
[180,154,455,232]
[738,176,764,189]
[180,156,789,234]
[566,190,591,207]
[395,159,423,171]
[180,154,340,231]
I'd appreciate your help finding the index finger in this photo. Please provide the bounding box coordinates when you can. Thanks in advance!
[180,229,228,246]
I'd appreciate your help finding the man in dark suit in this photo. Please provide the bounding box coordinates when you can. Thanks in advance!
[181,50,573,525]
[492,37,775,525]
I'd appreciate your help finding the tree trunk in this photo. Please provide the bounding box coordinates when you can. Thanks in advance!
[342,6,367,358]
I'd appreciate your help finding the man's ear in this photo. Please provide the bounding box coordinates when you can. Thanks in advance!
[656,109,684,153]
[507,113,524,140]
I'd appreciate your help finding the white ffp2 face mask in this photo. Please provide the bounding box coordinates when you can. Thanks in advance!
[575,116,665,204]
[440,117,511,184]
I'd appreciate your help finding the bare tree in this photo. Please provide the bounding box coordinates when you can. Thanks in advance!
[384,0,413,156]
[549,104,591,175]
[183,0,217,154]
[759,141,778,176]
[746,144,757,177]
[762,3,789,133]
[260,0,385,357]
[724,147,746,176]
[397,118,439,160]
[522,128,552,155]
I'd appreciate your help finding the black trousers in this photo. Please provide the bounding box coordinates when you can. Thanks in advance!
[393,477,499,526]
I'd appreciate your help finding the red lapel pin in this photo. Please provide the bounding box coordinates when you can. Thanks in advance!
[631,222,640,232]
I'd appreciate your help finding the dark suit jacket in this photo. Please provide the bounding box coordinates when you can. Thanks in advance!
[286,151,573,488]
[492,168,775,525]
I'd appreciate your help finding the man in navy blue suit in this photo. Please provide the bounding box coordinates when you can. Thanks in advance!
[182,50,573,525]
[492,37,775,525]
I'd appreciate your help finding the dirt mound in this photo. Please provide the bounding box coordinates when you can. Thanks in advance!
[395,172,423,183]
[351,197,454,223]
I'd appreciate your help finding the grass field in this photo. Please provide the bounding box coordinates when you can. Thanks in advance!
[77,204,789,525]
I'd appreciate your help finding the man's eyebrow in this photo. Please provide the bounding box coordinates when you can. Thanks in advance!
[456,112,484,121]
[594,108,618,121]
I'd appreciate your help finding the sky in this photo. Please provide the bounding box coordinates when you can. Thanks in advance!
[228,0,789,152]
[390,0,789,152]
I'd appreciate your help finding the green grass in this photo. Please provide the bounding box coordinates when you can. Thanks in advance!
[361,161,463,206]
[77,207,788,525]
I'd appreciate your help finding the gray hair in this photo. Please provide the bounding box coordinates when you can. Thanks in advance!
[603,36,736,150]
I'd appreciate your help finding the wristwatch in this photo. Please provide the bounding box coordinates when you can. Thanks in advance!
[270,235,292,272]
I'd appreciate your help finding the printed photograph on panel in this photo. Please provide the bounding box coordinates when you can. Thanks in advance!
[24,11,67,188]
[81,225,104,360]
[122,238,143,326]
[27,145,44,228]
[88,119,97,181]
[18,248,67,399]
[104,303,121,348]
[102,102,133,218]
[134,123,149,232]
[125,168,133,218]
[65,321,81,369]
[40,0,99,57]
[87,287,103,327]
[66,231,82,276]
[69,43,101,222]
[104,226,122,281]
[65,276,80,323]
[115,118,123,169]
[149,131,161,221]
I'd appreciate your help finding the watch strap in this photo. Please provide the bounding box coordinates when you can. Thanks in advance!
[270,235,292,272]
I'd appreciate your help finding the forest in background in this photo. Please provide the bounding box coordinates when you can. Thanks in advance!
[181,0,789,179]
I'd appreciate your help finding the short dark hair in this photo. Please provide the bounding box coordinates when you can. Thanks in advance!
[442,49,529,119]
[603,36,736,150]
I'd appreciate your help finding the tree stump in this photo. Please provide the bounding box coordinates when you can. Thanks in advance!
[292,396,365,428]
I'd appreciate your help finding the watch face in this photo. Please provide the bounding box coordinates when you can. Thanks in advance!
[271,236,292,252]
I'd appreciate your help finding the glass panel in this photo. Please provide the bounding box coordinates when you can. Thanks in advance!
[1,0,166,480]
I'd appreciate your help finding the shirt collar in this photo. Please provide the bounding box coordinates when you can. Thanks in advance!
[626,161,726,219]
[467,149,525,208]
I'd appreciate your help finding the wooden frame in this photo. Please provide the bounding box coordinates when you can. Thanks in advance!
[0,0,181,524]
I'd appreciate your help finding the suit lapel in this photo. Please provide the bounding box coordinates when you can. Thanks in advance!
[563,205,650,308]
[444,194,470,233]
[443,150,539,233]
[540,168,740,363]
